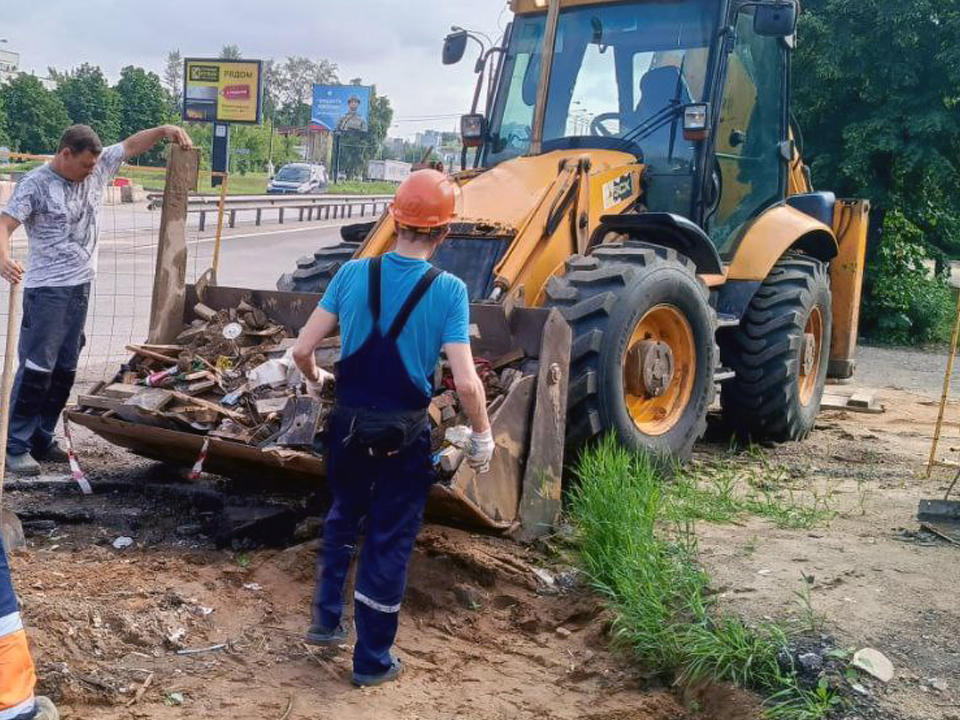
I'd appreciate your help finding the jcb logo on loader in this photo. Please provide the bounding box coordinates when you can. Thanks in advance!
[602,173,634,210]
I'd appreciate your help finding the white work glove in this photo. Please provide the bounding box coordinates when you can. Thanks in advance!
[466,429,495,474]
[305,367,335,400]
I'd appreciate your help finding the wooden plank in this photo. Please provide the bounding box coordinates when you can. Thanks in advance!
[193,303,218,321]
[184,380,216,395]
[821,391,884,414]
[170,392,246,421]
[148,145,200,344]
[127,388,174,413]
[77,395,124,412]
[103,383,140,399]
[126,345,179,365]
[489,348,526,371]
[516,309,570,541]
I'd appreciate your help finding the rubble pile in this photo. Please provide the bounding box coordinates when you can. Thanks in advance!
[76,298,338,454]
[75,297,527,473]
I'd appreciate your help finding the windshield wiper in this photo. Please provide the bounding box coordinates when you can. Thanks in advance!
[614,101,684,155]
[618,56,688,160]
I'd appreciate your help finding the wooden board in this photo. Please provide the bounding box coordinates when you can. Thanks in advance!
[148,145,200,344]
[821,389,884,414]
[103,383,141,399]
[76,395,124,412]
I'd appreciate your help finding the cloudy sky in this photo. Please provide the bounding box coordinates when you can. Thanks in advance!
[0,0,509,139]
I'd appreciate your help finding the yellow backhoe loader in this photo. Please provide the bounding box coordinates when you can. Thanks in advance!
[281,0,869,457]
[73,0,869,539]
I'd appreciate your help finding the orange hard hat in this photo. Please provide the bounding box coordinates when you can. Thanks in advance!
[390,169,460,229]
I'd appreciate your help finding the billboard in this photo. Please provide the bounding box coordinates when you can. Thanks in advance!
[183,59,263,124]
[311,84,372,133]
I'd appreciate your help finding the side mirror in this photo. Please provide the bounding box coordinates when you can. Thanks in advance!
[460,114,486,148]
[754,1,797,37]
[682,104,710,142]
[443,31,469,65]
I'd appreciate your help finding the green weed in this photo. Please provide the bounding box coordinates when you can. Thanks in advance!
[569,437,838,720]
[668,452,835,531]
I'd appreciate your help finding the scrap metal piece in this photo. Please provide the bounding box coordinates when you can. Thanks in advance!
[276,397,322,447]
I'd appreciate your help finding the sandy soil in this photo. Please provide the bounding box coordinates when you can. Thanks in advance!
[695,388,960,720]
[5,354,960,720]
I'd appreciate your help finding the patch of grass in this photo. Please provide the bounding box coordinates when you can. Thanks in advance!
[569,437,840,719]
[235,552,252,569]
[667,451,835,531]
[328,180,397,195]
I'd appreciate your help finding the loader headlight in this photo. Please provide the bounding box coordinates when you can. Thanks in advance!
[682,103,710,142]
[460,113,486,148]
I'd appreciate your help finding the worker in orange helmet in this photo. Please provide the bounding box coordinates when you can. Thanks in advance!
[292,169,494,686]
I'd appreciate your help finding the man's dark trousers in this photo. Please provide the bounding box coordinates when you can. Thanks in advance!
[311,416,434,677]
[6,284,89,457]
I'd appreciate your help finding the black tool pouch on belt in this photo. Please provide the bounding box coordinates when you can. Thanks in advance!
[337,407,428,458]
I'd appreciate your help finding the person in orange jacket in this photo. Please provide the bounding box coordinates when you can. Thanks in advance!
[0,533,57,719]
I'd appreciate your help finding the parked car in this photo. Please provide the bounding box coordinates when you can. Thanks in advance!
[267,163,328,195]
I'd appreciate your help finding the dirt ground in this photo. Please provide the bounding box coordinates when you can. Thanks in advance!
[5,351,960,720]
[694,385,960,720]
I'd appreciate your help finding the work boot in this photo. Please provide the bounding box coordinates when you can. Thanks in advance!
[6,452,41,476]
[304,622,348,647]
[31,442,70,464]
[352,657,403,687]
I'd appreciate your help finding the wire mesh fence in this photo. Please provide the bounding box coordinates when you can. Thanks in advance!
[0,151,389,397]
[0,156,224,385]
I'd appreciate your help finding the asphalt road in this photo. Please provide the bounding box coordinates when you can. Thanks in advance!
[1,200,958,397]
[0,205,347,381]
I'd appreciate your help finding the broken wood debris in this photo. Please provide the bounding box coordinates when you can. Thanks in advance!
[75,295,529,474]
[75,297,338,461]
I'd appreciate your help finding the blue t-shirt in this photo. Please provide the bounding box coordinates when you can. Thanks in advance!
[320,253,470,395]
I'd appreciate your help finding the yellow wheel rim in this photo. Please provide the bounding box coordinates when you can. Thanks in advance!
[799,306,823,407]
[623,304,696,436]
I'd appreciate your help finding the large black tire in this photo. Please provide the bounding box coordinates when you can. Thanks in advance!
[544,241,717,461]
[276,242,359,293]
[719,253,832,441]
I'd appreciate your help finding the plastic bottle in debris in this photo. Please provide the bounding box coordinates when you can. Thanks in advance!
[144,365,180,388]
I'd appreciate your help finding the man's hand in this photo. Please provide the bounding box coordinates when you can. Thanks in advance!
[0,257,24,285]
[465,429,495,474]
[165,125,194,149]
[305,367,335,400]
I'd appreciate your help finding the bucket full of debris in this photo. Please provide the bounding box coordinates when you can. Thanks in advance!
[66,286,570,540]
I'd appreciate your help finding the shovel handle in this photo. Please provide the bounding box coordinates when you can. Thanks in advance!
[0,282,21,506]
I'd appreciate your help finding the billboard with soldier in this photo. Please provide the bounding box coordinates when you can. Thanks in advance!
[311,85,372,133]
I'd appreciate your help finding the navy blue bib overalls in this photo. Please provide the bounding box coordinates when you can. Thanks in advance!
[312,257,442,677]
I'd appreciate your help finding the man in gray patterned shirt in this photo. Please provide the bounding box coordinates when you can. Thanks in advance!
[0,123,192,475]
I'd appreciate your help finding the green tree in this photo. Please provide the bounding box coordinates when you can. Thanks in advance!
[54,63,121,145]
[115,66,168,164]
[164,50,183,114]
[337,89,393,179]
[794,0,960,341]
[275,56,338,126]
[794,0,960,258]
[220,44,242,60]
[1,75,71,153]
[0,91,8,146]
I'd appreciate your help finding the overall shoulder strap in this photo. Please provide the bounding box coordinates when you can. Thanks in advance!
[387,266,443,340]
[367,257,382,328]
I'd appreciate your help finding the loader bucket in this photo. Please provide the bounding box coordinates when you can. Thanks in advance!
[65,286,570,540]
